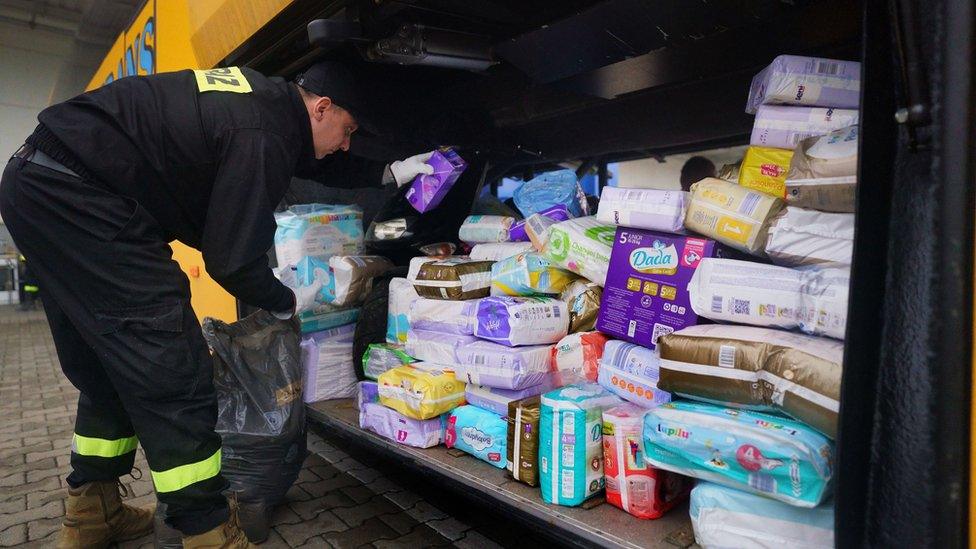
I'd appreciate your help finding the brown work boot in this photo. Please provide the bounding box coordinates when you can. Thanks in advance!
[181,506,256,549]
[56,480,155,548]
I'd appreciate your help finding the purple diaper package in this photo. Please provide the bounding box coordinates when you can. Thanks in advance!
[358,402,445,448]
[473,296,569,347]
[455,340,553,390]
[596,227,720,349]
[405,329,477,366]
[508,205,572,242]
[406,148,468,213]
[746,55,861,114]
[464,379,553,416]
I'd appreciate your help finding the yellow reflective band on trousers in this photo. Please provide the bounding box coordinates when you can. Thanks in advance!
[72,433,138,458]
[151,449,221,493]
[24,285,39,293]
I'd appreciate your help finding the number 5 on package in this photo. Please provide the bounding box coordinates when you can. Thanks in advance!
[193,67,252,93]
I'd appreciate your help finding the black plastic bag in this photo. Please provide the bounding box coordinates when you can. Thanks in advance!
[202,311,308,542]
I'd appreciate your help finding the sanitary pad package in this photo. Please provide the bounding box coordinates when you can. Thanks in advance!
[470,242,534,261]
[738,146,794,198]
[408,298,476,335]
[596,227,720,349]
[405,147,468,213]
[404,329,477,366]
[459,215,516,244]
[603,404,690,519]
[765,207,854,267]
[746,55,861,114]
[324,255,394,306]
[657,324,844,437]
[473,296,569,347]
[300,324,357,402]
[464,381,551,416]
[688,258,849,339]
[598,340,671,408]
[507,396,541,486]
[560,280,603,333]
[359,402,444,448]
[643,400,834,507]
[685,178,785,255]
[785,126,858,213]
[412,258,494,300]
[514,169,587,218]
[362,343,416,380]
[454,340,552,390]
[446,405,508,468]
[386,278,419,344]
[550,331,609,385]
[596,187,687,233]
[377,364,467,420]
[690,481,835,549]
[751,105,860,150]
[274,203,364,267]
[543,217,615,286]
[357,380,379,409]
[490,252,578,296]
[539,384,623,506]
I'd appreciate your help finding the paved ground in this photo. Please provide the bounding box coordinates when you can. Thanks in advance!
[0,305,532,548]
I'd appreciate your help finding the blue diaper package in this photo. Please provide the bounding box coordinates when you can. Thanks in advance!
[513,169,587,218]
[643,401,834,507]
[690,482,834,548]
[445,405,508,469]
[273,203,364,266]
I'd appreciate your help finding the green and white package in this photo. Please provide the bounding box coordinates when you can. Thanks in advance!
[542,217,616,287]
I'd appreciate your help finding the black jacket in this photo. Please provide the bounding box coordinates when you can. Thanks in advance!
[26,67,362,313]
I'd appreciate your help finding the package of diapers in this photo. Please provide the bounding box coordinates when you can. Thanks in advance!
[459,215,516,244]
[785,125,858,213]
[274,203,364,266]
[643,400,834,507]
[690,481,835,549]
[387,278,419,344]
[738,146,794,198]
[362,343,416,380]
[685,178,785,255]
[359,402,444,448]
[464,381,551,416]
[513,169,587,218]
[299,307,360,334]
[751,105,860,150]
[473,296,569,347]
[509,204,571,242]
[405,147,467,214]
[377,363,466,420]
[300,324,357,403]
[445,405,508,468]
[412,258,494,300]
[470,242,534,261]
[539,384,623,506]
[765,207,854,267]
[560,280,603,333]
[688,258,849,339]
[657,324,844,437]
[404,329,477,366]
[543,217,616,286]
[603,404,691,519]
[596,187,687,233]
[357,380,379,410]
[598,340,671,408]
[490,252,578,296]
[454,340,552,390]
[550,331,609,385]
[507,396,542,486]
[323,255,393,306]
[406,256,438,281]
[408,298,476,335]
[526,212,560,251]
[746,55,861,114]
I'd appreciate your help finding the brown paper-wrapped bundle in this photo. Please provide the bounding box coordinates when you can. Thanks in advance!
[411,258,494,300]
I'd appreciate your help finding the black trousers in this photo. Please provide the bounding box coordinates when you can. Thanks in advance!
[0,158,228,535]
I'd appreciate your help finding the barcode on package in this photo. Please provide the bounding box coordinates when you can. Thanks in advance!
[473,354,486,365]
[711,295,723,313]
[738,193,759,216]
[748,473,777,494]
[815,61,840,75]
[718,345,736,368]
[651,323,674,345]
[732,299,750,315]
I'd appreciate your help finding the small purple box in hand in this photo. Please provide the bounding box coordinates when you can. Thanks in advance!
[405,148,468,213]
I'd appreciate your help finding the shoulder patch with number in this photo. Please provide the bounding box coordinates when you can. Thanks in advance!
[193,67,252,93]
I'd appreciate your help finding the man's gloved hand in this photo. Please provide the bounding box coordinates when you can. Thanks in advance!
[389,151,436,187]
[272,266,328,319]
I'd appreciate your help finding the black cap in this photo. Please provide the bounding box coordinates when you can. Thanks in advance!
[294,60,376,134]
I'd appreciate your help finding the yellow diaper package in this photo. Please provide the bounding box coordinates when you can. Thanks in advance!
[738,146,794,198]
[685,178,785,255]
[377,364,466,420]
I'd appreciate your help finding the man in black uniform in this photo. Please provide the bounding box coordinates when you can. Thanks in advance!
[0,61,435,548]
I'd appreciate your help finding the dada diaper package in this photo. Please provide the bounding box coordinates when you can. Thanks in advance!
[445,405,508,469]
[377,364,466,420]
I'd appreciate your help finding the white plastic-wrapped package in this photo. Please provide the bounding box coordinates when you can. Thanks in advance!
[408,298,476,335]
[751,105,860,150]
[786,125,858,213]
[470,242,534,261]
[386,278,419,345]
[596,187,687,233]
[689,258,849,339]
[326,255,393,307]
[765,207,854,267]
[454,340,553,390]
[300,324,357,403]
[273,204,364,266]
[404,329,477,365]
[459,215,515,243]
[473,296,569,347]
[745,55,861,114]
[542,216,616,286]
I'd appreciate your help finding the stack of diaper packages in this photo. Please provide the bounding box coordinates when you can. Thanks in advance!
[357,380,445,449]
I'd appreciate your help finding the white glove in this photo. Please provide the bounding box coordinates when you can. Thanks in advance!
[389,151,435,187]
[273,266,328,319]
